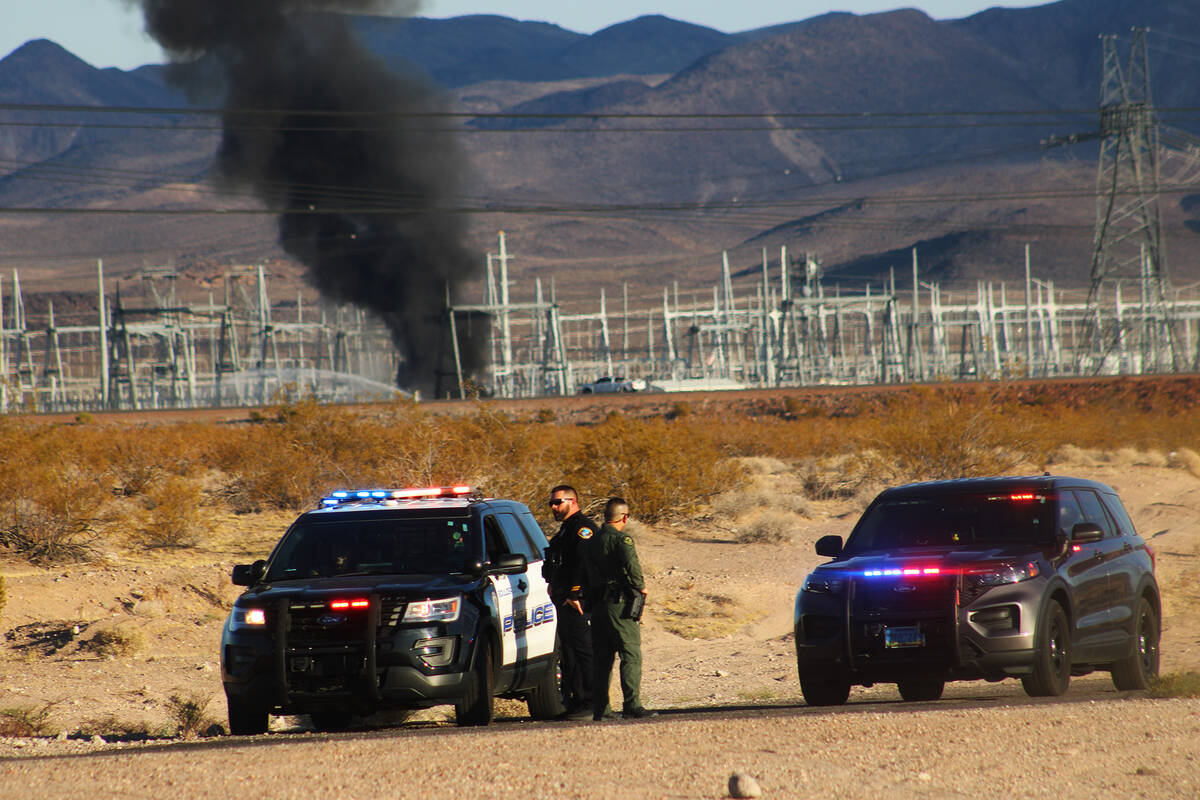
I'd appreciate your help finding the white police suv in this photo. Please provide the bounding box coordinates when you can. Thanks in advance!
[220,486,563,734]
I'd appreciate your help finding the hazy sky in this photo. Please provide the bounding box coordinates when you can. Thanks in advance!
[2,1,1050,70]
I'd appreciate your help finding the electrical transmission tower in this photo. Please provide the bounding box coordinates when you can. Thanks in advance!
[1084,28,1180,372]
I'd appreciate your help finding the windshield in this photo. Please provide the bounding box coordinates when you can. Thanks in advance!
[845,492,1055,553]
[265,515,478,581]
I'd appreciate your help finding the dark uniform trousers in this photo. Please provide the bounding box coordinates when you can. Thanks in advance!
[545,512,598,713]
[591,594,642,716]
[556,603,592,712]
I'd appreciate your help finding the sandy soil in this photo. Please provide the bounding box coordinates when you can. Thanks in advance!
[1,453,1197,745]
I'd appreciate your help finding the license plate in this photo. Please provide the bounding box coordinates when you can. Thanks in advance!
[884,625,925,648]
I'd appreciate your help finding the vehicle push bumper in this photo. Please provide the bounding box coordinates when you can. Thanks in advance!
[796,573,1038,682]
[223,593,476,713]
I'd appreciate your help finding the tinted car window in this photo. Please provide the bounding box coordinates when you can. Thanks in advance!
[846,492,1054,553]
[1057,491,1084,536]
[266,516,475,580]
[1102,493,1138,537]
[483,515,510,561]
[495,512,537,561]
[1075,489,1116,537]
[516,509,550,559]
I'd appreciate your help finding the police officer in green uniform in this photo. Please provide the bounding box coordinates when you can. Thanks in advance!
[584,497,656,720]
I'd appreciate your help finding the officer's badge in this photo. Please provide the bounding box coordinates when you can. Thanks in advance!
[578,527,594,539]
[623,536,634,544]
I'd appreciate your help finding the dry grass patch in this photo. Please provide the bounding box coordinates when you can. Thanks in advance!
[82,622,148,659]
[735,509,803,544]
[1147,671,1200,698]
[655,587,759,639]
[0,702,58,737]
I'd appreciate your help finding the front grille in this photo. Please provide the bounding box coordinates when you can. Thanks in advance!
[287,601,371,643]
[378,596,406,630]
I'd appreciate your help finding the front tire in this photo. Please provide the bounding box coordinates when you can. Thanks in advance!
[455,639,495,726]
[799,669,851,706]
[896,676,945,702]
[526,645,566,720]
[226,694,268,736]
[1022,600,1071,697]
[1111,596,1160,691]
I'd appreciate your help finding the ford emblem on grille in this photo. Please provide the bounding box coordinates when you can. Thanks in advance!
[317,614,347,626]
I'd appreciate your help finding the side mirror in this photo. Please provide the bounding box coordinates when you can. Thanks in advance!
[232,560,266,586]
[1070,522,1104,545]
[488,553,528,575]
[815,535,844,558]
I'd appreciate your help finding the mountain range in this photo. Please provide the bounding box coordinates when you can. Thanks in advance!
[1,0,1199,310]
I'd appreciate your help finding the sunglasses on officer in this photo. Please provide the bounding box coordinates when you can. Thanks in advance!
[549,496,574,507]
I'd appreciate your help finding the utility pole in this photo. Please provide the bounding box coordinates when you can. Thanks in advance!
[1085,29,1179,372]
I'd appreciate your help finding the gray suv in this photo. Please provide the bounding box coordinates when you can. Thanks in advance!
[793,475,1160,705]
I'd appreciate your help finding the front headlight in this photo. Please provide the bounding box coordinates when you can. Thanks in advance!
[967,561,1041,587]
[802,573,845,594]
[403,596,461,623]
[229,606,267,631]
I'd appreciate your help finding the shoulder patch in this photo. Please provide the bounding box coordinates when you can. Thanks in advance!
[623,535,634,545]
[578,527,594,540]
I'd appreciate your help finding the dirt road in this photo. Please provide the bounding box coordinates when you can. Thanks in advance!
[3,687,1199,799]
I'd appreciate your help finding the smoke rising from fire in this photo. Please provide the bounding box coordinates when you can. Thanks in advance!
[135,0,482,396]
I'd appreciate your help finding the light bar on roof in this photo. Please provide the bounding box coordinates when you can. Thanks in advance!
[320,486,474,506]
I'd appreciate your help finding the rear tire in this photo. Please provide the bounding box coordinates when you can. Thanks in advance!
[1111,596,1160,691]
[455,639,495,726]
[526,645,566,720]
[799,670,851,706]
[896,676,945,702]
[226,694,268,736]
[1022,600,1071,697]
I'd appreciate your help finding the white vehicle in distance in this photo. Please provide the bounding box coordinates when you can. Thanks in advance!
[578,376,646,394]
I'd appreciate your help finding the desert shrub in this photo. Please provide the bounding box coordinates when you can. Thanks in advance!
[712,487,810,520]
[782,395,821,419]
[0,465,108,564]
[0,703,57,737]
[135,474,209,548]
[1147,671,1200,699]
[735,510,801,544]
[667,401,693,419]
[853,390,1033,482]
[738,456,790,475]
[563,416,744,523]
[83,624,147,659]
[165,693,219,738]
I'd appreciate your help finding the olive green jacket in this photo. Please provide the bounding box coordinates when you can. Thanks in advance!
[583,522,644,605]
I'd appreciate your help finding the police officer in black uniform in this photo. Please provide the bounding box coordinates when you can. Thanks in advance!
[543,484,597,720]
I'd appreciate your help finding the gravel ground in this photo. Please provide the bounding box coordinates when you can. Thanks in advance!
[2,692,1199,799]
[2,457,1199,798]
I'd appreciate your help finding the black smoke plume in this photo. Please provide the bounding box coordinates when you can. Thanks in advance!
[135,0,483,396]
